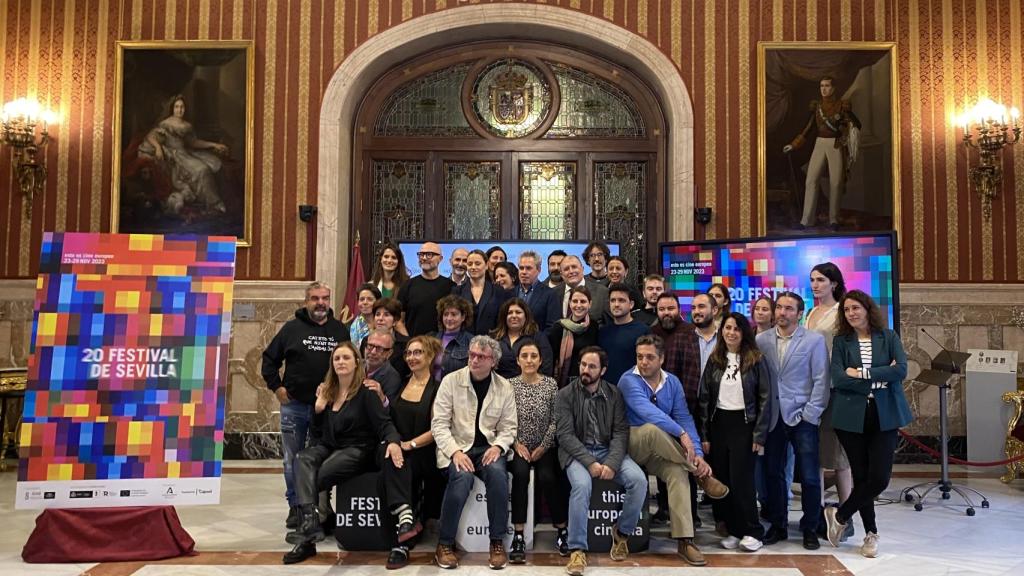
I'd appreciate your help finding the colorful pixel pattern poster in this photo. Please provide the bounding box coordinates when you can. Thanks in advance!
[16,233,235,509]
[661,233,897,329]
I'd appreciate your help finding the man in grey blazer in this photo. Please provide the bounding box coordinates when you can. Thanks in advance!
[552,255,611,325]
[754,291,830,550]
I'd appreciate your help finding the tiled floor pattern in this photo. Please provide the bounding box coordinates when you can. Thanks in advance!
[1,464,1021,576]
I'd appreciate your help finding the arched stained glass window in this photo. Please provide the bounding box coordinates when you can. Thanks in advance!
[356,42,665,279]
[545,63,646,138]
[374,63,475,137]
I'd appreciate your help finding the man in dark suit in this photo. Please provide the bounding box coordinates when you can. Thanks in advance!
[516,250,559,331]
[552,255,610,325]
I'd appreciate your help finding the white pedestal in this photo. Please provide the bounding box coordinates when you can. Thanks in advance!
[455,471,533,552]
[965,349,1018,471]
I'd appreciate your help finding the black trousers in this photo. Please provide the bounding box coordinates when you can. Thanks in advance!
[294,443,407,513]
[708,409,764,539]
[835,399,898,534]
[383,445,444,546]
[509,449,568,526]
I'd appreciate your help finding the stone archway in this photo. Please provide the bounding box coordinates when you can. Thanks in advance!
[317,4,694,288]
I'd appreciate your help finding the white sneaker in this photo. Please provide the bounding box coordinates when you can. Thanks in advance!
[861,532,879,558]
[720,535,740,549]
[739,536,763,552]
[824,506,845,548]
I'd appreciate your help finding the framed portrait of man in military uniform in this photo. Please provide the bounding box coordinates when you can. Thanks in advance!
[757,42,899,239]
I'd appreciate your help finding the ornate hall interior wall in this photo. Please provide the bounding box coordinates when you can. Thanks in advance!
[1,0,1022,455]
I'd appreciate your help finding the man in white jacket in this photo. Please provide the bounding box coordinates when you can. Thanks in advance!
[432,335,519,570]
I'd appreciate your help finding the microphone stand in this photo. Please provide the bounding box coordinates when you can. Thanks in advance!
[899,330,989,516]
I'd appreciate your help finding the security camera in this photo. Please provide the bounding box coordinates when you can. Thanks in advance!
[695,207,712,225]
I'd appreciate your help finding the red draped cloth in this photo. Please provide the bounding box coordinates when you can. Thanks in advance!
[22,506,196,563]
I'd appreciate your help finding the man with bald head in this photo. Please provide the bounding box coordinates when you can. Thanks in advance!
[552,255,610,325]
[399,241,455,336]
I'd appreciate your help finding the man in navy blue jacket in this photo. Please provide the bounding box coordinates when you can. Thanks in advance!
[516,250,560,331]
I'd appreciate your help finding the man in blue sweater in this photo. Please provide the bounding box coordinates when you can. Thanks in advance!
[598,283,651,384]
[618,334,728,566]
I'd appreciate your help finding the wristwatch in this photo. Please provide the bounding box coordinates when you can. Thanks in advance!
[410,440,418,449]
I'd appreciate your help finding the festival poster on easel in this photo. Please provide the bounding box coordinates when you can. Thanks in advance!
[16,233,235,509]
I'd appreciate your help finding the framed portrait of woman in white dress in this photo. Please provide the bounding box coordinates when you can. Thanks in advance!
[112,41,253,245]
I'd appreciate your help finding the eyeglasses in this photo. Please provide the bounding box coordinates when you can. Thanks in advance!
[365,343,393,353]
[468,351,493,361]
[650,394,658,404]
[417,251,441,259]
[404,349,426,358]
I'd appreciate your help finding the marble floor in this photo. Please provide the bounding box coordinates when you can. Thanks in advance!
[1,463,1021,576]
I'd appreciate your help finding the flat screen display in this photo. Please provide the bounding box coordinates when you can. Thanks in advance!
[660,232,899,331]
[398,240,620,278]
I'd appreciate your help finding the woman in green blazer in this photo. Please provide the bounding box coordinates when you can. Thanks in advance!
[823,290,912,559]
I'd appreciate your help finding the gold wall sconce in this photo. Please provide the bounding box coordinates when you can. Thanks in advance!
[1,98,57,219]
[958,98,1021,220]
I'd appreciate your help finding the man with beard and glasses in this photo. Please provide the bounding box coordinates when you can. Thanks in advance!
[449,247,469,288]
[262,281,349,530]
[582,241,612,287]
[556,347,647,576]
[400,241,455,337]
[362,328,402,405]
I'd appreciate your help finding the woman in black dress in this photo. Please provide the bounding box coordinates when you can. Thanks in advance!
[385,335,445,568]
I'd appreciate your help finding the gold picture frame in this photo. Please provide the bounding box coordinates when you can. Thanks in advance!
[757,42,900,241]
[111,41,254,246]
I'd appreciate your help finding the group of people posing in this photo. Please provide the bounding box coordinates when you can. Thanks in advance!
[261,241,912,573]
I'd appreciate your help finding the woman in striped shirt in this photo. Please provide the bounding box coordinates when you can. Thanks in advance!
[824,290,912,559]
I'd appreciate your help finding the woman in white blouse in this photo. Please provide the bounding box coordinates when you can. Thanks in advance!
[805,262,853,540]
[698,312,771,552]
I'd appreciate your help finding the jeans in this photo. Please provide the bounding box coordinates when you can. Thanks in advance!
[565,445,648,551]
[755,443,794,509]
[280,401,314,507]
[437,446,509,546]
[764,416,821,532]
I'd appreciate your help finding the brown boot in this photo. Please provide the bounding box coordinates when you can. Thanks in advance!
[678,538,707,566]
[488,539,508,569]
[565,550,587,575]
[435,543,459,569]
[609,525,630,561]
[698,474,729,499]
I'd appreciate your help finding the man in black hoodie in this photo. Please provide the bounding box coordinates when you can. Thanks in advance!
[262,281,349,529]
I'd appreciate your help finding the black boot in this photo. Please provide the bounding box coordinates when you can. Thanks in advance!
[299,503,325,543]
[282,541,316,564]
[509,532,526,564]
[285,506,300,529]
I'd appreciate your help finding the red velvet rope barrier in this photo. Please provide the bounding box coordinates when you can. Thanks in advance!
[898,430,1024,467]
